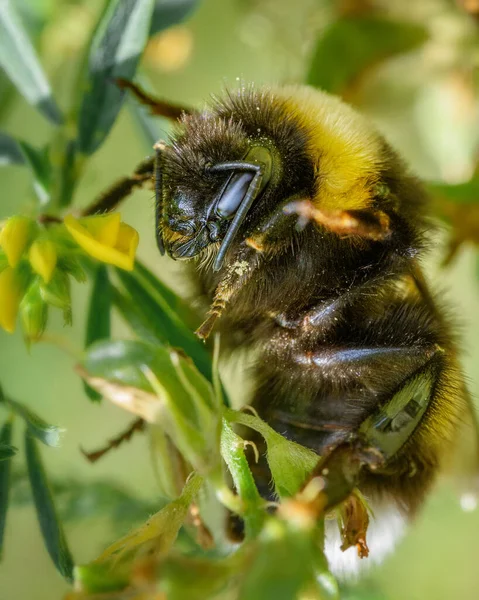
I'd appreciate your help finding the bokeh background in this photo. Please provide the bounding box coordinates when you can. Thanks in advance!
[1,0,479,598]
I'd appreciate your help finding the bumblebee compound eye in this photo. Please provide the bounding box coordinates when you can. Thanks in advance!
[215,172,255,218]
[208,146,274,271]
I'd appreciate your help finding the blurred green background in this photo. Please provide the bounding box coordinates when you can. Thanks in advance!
[1,0,479,598]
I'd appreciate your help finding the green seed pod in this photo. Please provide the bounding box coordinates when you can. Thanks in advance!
[20,279,48,343]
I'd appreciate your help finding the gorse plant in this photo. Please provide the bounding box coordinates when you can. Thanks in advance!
[1,1,479,599]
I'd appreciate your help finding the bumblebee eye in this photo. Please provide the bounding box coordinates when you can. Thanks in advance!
[216,171,254,219]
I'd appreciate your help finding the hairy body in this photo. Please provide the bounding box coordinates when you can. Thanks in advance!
[157,85,467,572]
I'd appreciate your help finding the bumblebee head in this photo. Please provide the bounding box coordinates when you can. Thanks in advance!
[155,89,315,271]
[159,143,274,270]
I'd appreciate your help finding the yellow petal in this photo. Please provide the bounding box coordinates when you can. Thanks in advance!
[64,214,139,271]
[29,239,57,283]
[0,267,23,333]
[80,213,121,247]
[115,223,139,270]
[0,216,34,267]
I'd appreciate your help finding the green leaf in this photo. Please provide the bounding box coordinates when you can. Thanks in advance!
[225,409,319,499]
[25,432,74,581]
[0,443,17,461]
[81,339,169,395]
[10,470,159,530]
[135,260,200,329]
[0,133,52,204]
[150,0,200,36]
[94,472,203,563]
[79,340,219,473]
[77,0,155,155]
[74,563,130,594]
[4,396,62,447]
[307,17,427,95]
[84,265,111,402]
[111,285,161,344]
[160,553,240,600]
[0,1,62,125]
[239,517,317,600]
[220,419,264,538]
[0,131,25,166]
[17,141,52,205]
[0,421,14,559]
[115,267,212,383]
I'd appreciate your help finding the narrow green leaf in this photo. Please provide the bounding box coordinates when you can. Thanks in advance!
[0,421,14,559]
[307,17,427,95]
[77,0,155,155]
[57,138,79,209]
[10,470,159,530]
[0,443,17,461]
[5,397,62,447]
[18,140,52,205]
[115,268,212,382]
[0,131,25,166]
[111,285,161,344]
[134,260,201,328]
[150,0,200,36]
[84,265,111,402]
[0,1,63,125]
[25,432,74,581]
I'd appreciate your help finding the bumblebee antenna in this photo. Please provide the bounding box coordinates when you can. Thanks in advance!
[116,78,195,119]
[208,161,265,271]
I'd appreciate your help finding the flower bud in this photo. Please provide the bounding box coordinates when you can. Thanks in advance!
[0,267,24,333]
[29,239,57,283]
[20,280,48,342]
[0,216,35,267]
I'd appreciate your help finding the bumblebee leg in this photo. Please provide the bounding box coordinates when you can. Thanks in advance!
[82,156,154,216]
[81,417,145,463]
[196,197,304,339]
[284,199,391,241]
[154,142,166,255]
[116,78,194,119]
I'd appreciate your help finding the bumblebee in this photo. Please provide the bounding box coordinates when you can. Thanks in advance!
[102,82,469,576]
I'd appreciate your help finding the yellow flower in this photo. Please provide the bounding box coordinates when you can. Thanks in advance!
[64,214,139,271]
[0,216,34,267]
[0,267,23,333]
[29,239,57,283]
